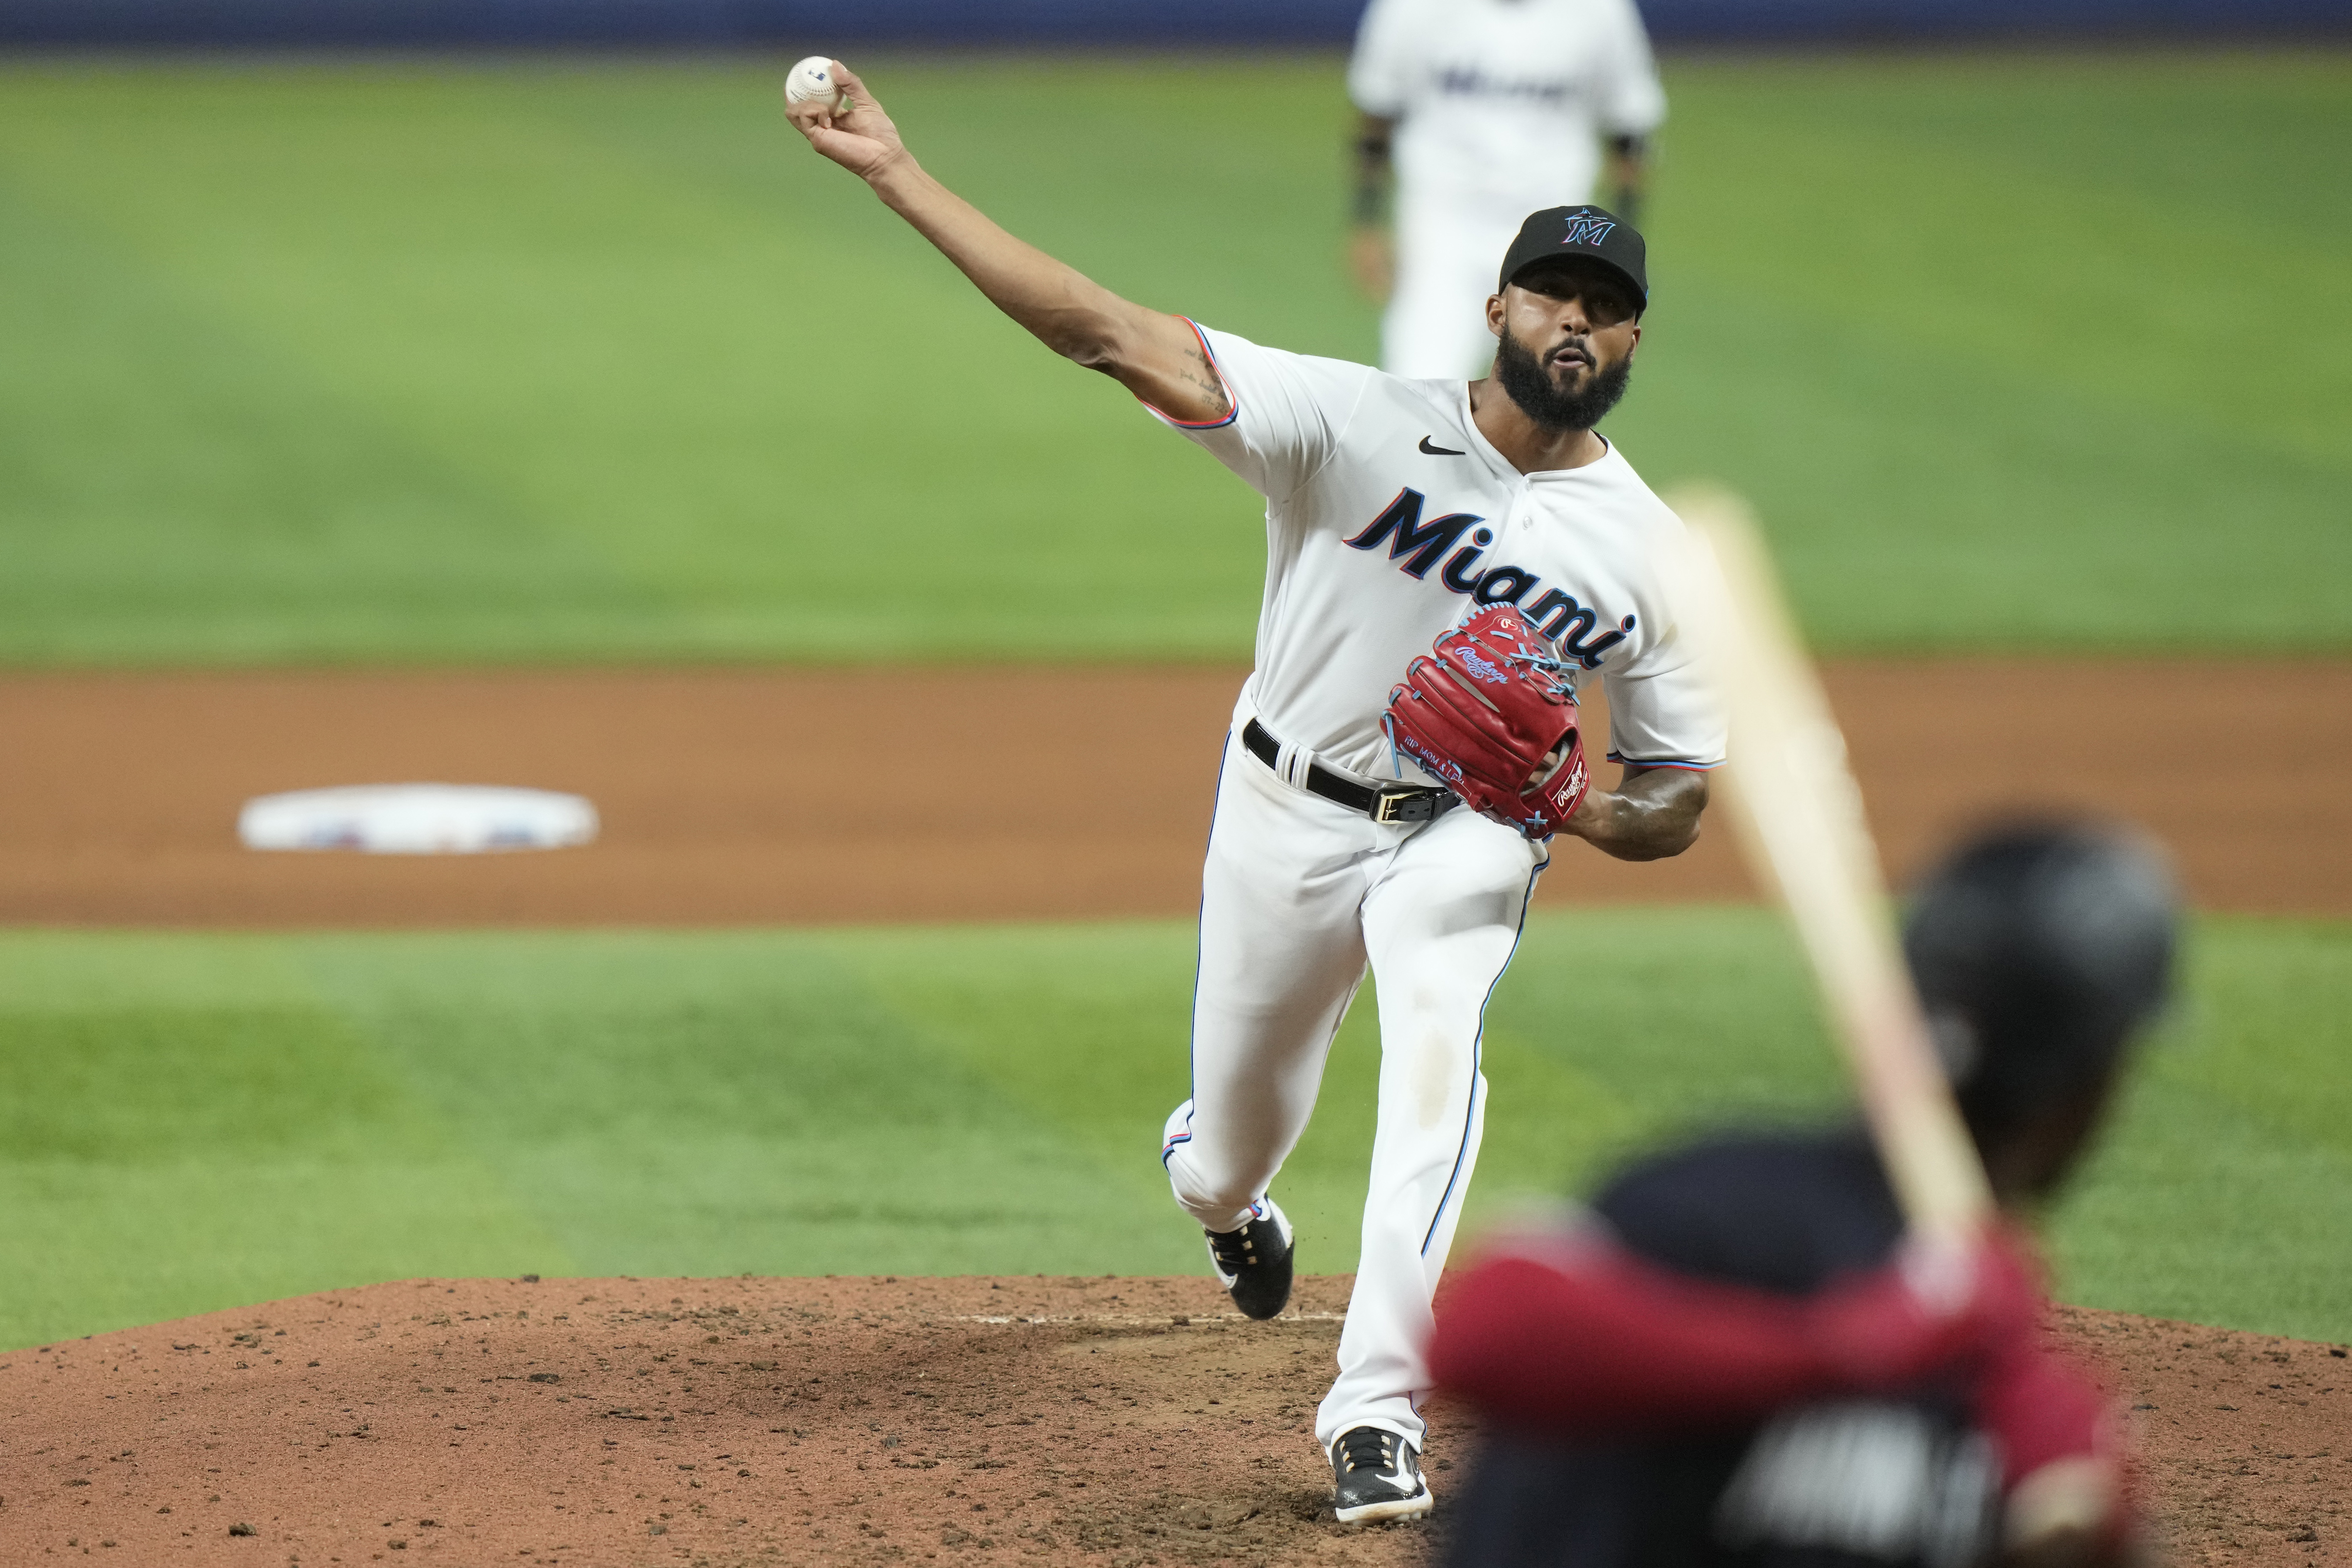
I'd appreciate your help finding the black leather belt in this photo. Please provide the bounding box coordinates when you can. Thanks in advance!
[1242,718,1459,825]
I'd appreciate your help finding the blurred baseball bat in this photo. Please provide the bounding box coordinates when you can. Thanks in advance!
[1663,485,1991,1240]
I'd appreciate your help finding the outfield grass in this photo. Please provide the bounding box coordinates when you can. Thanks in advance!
[0,52,2345,663]
[4,911,2347,1352]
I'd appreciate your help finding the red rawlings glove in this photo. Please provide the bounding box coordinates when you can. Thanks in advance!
[1383,604,1589,837]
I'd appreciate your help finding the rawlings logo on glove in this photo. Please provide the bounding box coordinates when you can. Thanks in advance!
[1383,604,1590,839]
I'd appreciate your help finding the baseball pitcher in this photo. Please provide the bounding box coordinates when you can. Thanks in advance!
[787,63,1720,1524]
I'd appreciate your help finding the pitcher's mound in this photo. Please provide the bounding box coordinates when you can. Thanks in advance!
[1,1276,2342,1566]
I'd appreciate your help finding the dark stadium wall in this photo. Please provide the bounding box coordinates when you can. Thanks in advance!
[3,0,2345,47]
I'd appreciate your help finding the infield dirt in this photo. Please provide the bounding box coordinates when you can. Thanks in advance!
[6,662,2347,1564]
[1,659,2346,926]
[2,1274,2345,1568]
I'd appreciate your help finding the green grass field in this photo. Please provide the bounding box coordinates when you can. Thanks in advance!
[3,53,2347,1357]
[5,912,2348,1353]
[0,51,2346,663]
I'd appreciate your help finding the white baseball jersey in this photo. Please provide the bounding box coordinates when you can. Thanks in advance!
[1153,323,1718,1453]
[1155,322,1724,784]
[1348,0,1667,210]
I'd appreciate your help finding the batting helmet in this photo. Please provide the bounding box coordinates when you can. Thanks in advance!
[1903,822,2179,1143]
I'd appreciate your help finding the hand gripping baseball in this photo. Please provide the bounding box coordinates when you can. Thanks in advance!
[1383,604,1590,837]
[782,60,909,183]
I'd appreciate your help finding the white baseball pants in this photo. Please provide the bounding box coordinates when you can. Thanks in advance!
[1382,188,1579,380]
[1161,720,1547,1451]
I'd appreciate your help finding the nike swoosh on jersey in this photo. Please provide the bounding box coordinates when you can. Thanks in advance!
[1418,436,1467,456]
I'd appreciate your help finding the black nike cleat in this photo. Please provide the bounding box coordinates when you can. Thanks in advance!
[1203,1197,1294,1320]
[1330,1425,1433,1524]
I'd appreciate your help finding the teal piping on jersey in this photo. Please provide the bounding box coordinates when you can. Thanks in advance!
[1420,849,1548,1258]
[1605,751,1723,771]
[1136,317,1240,432]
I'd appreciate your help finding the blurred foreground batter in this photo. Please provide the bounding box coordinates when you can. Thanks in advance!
[1432,822,2178,1566]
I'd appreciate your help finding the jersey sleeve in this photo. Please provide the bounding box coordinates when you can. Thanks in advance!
[1592,0,1668,137]
[1346,0,1418,119]
[1602,623,1724,770]
[1975,1338,2132,1552]
[1145,322,1373,503]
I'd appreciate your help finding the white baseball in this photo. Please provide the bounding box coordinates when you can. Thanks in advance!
[785,56,843,111]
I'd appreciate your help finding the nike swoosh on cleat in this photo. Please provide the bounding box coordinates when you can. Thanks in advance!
[1418,436,1466,456]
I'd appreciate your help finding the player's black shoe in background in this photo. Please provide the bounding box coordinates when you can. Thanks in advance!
[1204,1196,1294,1320]
[1330,1425,1433,1524]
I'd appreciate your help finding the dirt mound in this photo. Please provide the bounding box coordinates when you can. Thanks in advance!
[2057,1305,2352,1564]
[1,1276,2344,1566]
[0,661,2346,926]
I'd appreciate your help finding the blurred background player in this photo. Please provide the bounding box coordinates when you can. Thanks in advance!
[1348,0,1667,378]
[1431,821,2180,1566]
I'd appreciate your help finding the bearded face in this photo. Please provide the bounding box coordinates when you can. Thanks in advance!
[1487,258,1641,433]
[1492,320,1634,432]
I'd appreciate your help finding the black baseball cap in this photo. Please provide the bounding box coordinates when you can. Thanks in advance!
[1496,205,1648,314]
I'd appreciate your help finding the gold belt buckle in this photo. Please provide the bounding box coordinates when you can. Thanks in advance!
[1372,791,1418,825]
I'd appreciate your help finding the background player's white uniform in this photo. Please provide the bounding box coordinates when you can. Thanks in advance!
[1152,322,1722,1454]
[1349,0,1667,378]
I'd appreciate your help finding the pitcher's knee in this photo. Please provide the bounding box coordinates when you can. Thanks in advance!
[1171,1167,1258,1219]
[1161,1150,1262,1233]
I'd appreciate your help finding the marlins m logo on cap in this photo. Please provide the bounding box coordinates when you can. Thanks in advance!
[1496,204,1650,311]
[1560,211,1616,247]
